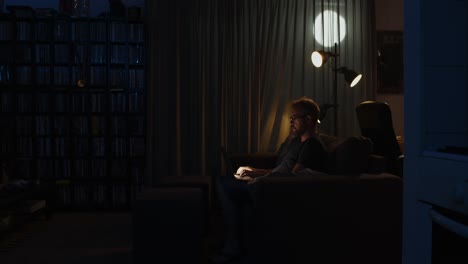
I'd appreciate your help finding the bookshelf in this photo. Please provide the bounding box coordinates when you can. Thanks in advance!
[0,13,145,210]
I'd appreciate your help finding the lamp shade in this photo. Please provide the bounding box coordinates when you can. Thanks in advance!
[342,68,362,87]
[311,51,328,67]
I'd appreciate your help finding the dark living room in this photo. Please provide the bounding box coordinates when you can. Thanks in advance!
[1,0,468,263]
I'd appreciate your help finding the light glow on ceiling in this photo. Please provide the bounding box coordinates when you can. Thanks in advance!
[314,10,347,47]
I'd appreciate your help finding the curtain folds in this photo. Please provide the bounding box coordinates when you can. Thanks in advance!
[146,0,376,181]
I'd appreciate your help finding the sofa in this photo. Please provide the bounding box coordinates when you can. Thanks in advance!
[228,134,402,264]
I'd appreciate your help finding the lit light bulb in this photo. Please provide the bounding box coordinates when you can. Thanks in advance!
[350,74,362,87]
[311,51,324,67]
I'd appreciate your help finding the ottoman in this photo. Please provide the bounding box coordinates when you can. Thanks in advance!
[132,187,204,264]
[154,175,211,235]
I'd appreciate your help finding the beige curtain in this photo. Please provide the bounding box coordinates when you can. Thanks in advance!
[145,0,376,183]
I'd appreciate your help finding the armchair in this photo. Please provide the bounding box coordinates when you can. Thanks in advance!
[228,134,402,264]
[355,101,404,176]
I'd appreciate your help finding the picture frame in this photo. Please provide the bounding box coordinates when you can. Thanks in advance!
[376,31,404,94]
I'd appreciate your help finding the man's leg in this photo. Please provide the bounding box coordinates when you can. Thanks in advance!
[214,175,253,258]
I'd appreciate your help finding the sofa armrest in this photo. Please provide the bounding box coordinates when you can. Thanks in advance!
[252,173,402,204]
[368,154,387,174]
[229,153,278,169]
[251,173,402,232]
[248,173,402,263]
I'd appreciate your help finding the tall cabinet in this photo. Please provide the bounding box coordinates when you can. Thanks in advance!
[403,0,468,263]
[0,14,145,210]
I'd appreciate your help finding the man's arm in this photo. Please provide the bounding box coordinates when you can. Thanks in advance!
[235,166,272,181]
[236,137,301,180]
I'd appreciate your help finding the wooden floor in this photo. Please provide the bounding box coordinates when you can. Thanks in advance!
[0,212,134,264]
[0,211,224,264]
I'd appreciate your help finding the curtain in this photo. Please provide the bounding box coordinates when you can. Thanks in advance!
[145,0,376,182]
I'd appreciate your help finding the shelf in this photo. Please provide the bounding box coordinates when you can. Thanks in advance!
[0,86,72,91]
[50,177,130,182]
[0,16,145,209]
[33,156,108,159]
[423,151,468,163]
[5,112,106,116]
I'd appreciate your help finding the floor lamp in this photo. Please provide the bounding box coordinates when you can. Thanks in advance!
[311,43,362,135]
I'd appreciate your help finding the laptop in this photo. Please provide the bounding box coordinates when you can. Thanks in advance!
[220,146,268,184]
[220,146,237,177]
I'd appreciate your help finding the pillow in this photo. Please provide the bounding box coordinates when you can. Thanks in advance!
[319,135,373,174]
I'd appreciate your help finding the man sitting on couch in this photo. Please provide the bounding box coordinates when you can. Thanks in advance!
[213,96,328,263]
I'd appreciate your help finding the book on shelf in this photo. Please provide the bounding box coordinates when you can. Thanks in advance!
[91,66,106,86]
[91,160,106,177]
[91,116,106,135]
[128,23,144,42]
[37,137,52,156]
[0,22,13,41]
[17,137,32,156]
[91,94,105,113]
[37,159,53,179]
[93,184,107,205]
[71,94,87,113]
[112,138,127,157]
[90,22,107,42]
[111,184,127,207]
[36,115,51,134]
[17,44,32,64]
[1,93,14,112]
[92,137,105,156]
[91,45,106,64]
[111,93,128,112]
[56,184,72,207]
[17,94,33,112]
[54,159,71,179]
[55,44,71,64]
[75,159,89,178]
[36,94,51,112]
[129,69,144,89]
[110,22,127,42]
[129,137,145,156]
[71,22,90,42]
[53,116,67,134]
[128,116,144,135]
[111,45,127,64]
[112,116,126,135]
[36,44,51,64]
[16,66,32,85]
[129,45,144,65]
[15,21,32,40]
[54,20,70,42]
[37,66,52,85]
[129,92,144,112]
[17,117,33,134]
[71,116,88,135]
[54,66,70,86]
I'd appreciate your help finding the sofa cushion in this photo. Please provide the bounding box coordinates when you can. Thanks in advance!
[319,134,373,174]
